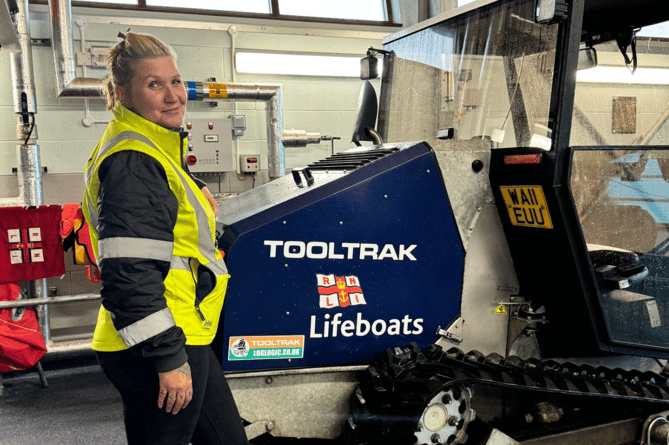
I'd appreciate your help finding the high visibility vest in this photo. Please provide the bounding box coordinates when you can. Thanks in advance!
[83,104,229,351]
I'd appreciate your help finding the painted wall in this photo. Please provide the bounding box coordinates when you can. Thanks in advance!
[571,47,669,147]
[0,5,396,203]
[0,4,402,340]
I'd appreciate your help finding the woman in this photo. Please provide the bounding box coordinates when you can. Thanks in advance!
[82,31,249,445]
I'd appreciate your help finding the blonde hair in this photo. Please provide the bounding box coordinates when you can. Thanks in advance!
[103,31,177,110]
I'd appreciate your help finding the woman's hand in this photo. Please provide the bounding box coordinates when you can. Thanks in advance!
[157,362,193,414]
[201,187,218,215]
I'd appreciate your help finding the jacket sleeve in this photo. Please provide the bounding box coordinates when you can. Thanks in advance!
[96,150,187,373]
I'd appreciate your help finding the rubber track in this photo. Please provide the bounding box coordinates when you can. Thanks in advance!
[350,343,669,444]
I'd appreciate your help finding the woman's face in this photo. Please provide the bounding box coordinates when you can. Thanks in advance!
[117,56,187,129]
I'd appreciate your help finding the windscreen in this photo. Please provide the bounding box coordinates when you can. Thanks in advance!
[570,20,669,350]
[380,0,560,148]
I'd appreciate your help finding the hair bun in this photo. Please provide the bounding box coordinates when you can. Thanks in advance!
[117,29,131,40]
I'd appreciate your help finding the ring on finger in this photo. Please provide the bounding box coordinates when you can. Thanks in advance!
[168,394,176,399]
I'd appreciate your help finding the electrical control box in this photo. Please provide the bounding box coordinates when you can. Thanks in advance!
[184,119,234,173]
[240,154,260,173]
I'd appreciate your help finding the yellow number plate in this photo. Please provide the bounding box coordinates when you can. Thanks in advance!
[500,185,553,229]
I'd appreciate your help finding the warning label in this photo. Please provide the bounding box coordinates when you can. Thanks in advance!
[500,185,553,229]
[208,84,228,98]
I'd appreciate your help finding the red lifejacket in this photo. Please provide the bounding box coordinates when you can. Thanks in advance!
[60,203,99,283]
[0,283,47,372]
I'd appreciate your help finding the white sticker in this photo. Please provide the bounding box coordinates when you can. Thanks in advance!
[28,227,42,242]
[646,300,661,328]
[8,229,21,243]
[529,134,552,151]
[10,250,23,264]
[491,129,506,143]
[30,248,44,263]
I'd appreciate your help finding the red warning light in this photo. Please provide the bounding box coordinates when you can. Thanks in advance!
[504,154,542,165]
[208,122,214,130]
[186,155,197,165]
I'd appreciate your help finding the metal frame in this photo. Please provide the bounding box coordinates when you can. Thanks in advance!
[0,0,20,51]
[81,13,389,39]
[548,0,585,181]
[0,293,100,309]
[383,0,499,45]
[31,0,401,27]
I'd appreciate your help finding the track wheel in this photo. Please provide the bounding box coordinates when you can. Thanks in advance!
[415,385,475,445]
[348,343,476,445]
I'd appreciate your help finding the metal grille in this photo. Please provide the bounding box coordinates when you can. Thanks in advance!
[307,148,399,171]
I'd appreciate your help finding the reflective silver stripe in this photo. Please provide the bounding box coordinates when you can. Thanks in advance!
[170,256,191,271]
[166,155,217,260]
[85,131,156,185]
[90,129,224,275]
[206,258,229,276]
[98,237,173,262]
[117,131,223,272]
[117,307,176,348]
[84,131,156,230]
[85,195,98,230]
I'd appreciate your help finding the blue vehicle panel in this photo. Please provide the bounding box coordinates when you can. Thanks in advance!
[217,143,464,371]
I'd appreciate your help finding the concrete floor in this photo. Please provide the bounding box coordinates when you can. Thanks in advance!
[0,356,336,445]
[0,356,125,445]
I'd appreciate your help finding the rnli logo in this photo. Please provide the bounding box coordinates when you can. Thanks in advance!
[317,274,366,308]
[7,227,45,264]
[310,273,423,339]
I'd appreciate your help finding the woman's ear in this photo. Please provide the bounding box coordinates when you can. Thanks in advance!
[115,85,127,107]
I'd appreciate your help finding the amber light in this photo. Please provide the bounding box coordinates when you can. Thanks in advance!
[504,154,542,165]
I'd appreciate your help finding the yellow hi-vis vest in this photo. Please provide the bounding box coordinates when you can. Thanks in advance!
[83,104,229,351]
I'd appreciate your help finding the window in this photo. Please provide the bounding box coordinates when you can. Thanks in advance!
[278,0,386,21]
[236,52,371,77]
[67,0,394,24]
[145,0,269,13]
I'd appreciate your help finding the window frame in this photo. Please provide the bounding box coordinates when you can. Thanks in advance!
[29,0,400,27]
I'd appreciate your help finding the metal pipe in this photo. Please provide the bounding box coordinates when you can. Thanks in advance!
[6,0,51,345]
[45,339,95,357]
[283,130,323,147]
[1,0,36,208]
[635,105,669,146]
[9,5,36,114]
[48,0,104,97]
[186,82,285,178]
[47,0,286,177]
[0,293,101,310]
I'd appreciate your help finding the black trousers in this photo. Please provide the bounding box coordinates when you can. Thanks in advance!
[97,345,249,445]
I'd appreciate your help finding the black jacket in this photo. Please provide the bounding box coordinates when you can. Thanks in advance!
[97,150,207,372]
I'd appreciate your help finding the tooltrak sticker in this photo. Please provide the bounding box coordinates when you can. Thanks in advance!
[500,185,553,229]
[228,335,304,361]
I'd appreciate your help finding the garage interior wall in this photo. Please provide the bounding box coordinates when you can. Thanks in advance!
[0,5,399,203]
[0,2,420,342]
